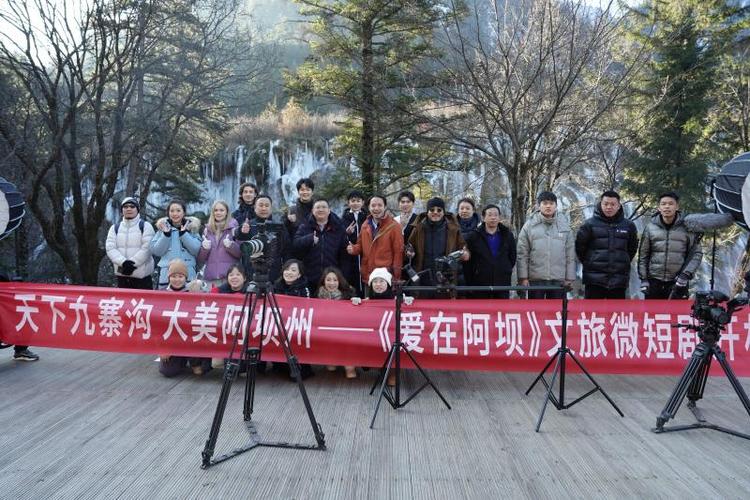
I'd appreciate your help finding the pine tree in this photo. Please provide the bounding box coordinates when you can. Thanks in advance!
[622,0,749,212]
[287,0,454,194]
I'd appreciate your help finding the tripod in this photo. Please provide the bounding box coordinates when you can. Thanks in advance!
[369,284,453,428]
[201,278,326,468]
[525,291,624,431]
[653,321,750,439]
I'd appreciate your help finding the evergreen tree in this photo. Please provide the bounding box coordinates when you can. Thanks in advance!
[286,0,454,194]
[622,0,749,212]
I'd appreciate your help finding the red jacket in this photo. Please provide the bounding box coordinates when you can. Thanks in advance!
[350,213,404,283]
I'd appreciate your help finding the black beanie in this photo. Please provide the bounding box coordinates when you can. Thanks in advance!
[426,197,445,211]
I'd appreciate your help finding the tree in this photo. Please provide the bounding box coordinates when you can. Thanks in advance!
[287,0,454,194]
[0,0,269,284]
[621,0,750,212]
[418,0,642,230]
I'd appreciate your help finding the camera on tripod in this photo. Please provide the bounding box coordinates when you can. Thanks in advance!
[433,250,464,285]
[240,221,284,282]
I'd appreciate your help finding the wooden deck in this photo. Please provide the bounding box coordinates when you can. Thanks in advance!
[1,348,749,499]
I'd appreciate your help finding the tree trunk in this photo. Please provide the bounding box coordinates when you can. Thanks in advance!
[360,21,376,194]
[13,216,29,279]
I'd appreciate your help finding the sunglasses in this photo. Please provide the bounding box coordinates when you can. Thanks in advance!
[428,207,444,213]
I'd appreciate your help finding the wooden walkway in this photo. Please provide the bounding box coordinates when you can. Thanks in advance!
[1,348,749,499]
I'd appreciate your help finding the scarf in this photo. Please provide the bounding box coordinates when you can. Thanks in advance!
[317,287,343,300]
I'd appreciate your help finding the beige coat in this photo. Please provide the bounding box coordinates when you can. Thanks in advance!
[516,211,575,282]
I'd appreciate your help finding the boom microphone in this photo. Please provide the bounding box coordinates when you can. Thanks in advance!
[682,213,734,233]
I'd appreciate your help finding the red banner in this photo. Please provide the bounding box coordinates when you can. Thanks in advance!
[1,283,749,375]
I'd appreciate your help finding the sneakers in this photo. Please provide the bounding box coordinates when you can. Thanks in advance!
[13,348,40,362]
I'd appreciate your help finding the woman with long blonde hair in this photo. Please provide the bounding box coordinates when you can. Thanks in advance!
[198,200,240,287]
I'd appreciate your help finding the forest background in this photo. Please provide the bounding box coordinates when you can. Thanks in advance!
[0,0,749,287]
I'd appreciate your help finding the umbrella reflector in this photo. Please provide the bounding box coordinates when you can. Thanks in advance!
[714,152,750,231]
[0,177,26,241]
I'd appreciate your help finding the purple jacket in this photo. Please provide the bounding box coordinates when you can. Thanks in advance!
[198,219,241,281]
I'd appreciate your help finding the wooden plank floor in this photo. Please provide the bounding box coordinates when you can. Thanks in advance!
[1,348,749,499]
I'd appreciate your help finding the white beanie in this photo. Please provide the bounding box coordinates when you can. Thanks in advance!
[368,267,392,287]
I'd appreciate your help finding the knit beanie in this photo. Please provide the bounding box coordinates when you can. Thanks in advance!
[369,267,393,287]
[121,196,140,211]
[168,259,188,278]
[426,197,445,211]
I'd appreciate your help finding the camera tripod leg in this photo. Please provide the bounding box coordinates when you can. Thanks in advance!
[567,351,624,417]
[686,352,711,404]
[243,347,261,421]
[402,347,451,409]
[202,361,239,468]
[370,350,394,396]
[525,351,558,396]
[535,351,562,432]
[268,293,326,449]
[654,342,710,431]
[713,346,750,417]
[369,345,399,429]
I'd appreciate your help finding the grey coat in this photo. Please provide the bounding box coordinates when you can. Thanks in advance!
[637,212,702,282]
[516,211,576,282]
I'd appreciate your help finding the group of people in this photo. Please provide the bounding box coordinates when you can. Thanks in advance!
[102,179,702,377]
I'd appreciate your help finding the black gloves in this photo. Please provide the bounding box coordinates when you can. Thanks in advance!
[675,272,690,289]
[121,260,136,276]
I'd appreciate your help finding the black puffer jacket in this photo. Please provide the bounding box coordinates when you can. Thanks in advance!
[575,204,638,289]
[274,277,311,297]
[465,223,517,286]
[292,212,350,288]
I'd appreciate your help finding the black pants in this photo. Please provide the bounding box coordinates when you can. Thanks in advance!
[117,275,153,290]
[645,279,684,299]
[584,285,626,299]
[527,280,565,299]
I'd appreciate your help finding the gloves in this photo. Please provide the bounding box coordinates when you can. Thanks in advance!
[351,297,362,305]
[201,239,212,250]
[403,295,415,306]
[640,283,649,297]
[121,260,136,276]
[675,273,690,289]
[222,236,233,248]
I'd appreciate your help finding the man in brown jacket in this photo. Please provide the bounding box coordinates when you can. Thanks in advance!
[347,195,404,291]
[406,197,470,288]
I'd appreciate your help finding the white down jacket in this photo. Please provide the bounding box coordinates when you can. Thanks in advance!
[105,215,156,279]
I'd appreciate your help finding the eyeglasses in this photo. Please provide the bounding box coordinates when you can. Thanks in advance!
[428,207,444,213]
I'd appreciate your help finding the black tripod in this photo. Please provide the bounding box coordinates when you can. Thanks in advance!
[369,284,452,428]
[525,290,624,431]
[654,311,750,439]
[201,279,326,468]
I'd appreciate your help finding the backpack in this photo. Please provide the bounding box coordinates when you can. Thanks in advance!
[115,219,145,235]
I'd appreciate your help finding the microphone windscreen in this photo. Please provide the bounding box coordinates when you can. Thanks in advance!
[682,212,734,233]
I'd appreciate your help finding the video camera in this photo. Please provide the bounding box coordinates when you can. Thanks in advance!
[240,221,284,282]
[433,250,464,285]
[686,290,748,342]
